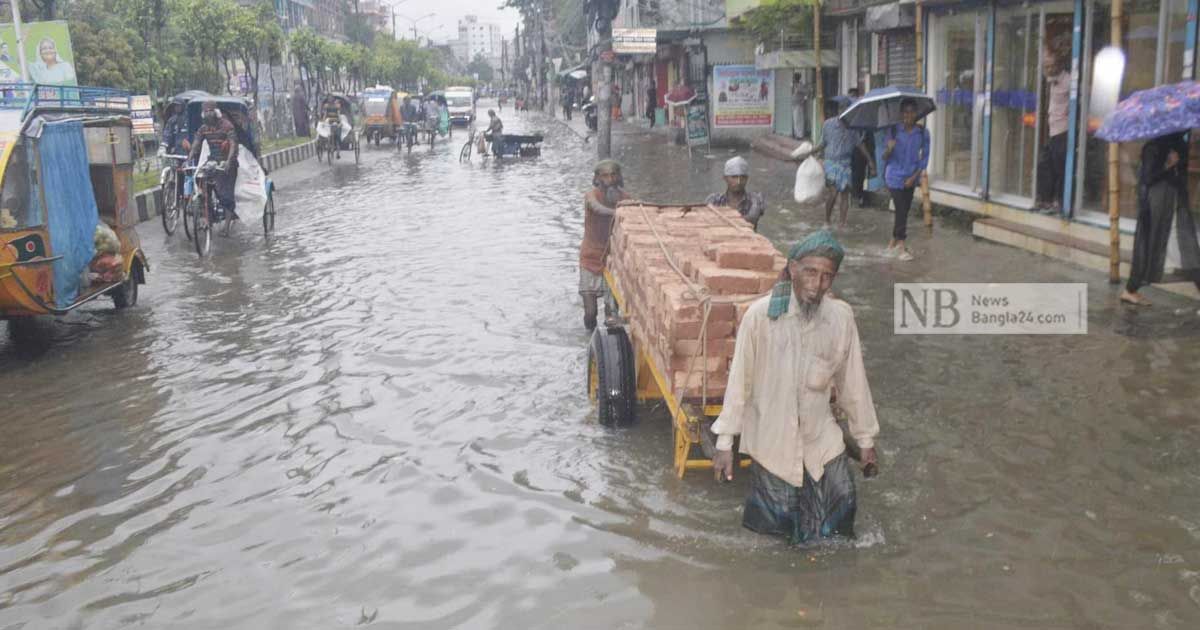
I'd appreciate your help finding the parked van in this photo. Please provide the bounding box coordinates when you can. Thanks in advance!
[445,86,475,125]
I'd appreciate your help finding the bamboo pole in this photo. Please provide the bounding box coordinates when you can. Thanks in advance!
[814,0,823,131]
[917,2,932,226]
[1108,0,1122,283]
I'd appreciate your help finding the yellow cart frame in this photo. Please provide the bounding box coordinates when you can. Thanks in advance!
[596,270,750,478]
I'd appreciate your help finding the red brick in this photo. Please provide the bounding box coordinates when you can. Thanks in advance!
[715,244,779,272]
[696,267,765,295]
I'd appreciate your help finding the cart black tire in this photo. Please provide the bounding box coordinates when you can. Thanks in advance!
[315,143,324,163]
[355,140,361,164]
[112,261,140,309]
[588,326,637,427]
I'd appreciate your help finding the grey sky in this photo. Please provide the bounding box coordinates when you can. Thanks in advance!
[381,0,521,44]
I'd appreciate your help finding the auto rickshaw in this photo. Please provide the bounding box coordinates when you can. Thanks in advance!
[316,93,360,165]
[0,84,149,332]
[362,86,401,147]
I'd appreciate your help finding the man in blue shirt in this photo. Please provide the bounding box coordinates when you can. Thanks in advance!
[815,97,874,227]
[881,99,930,261]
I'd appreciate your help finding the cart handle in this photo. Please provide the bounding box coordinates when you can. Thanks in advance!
[0,255,63,269]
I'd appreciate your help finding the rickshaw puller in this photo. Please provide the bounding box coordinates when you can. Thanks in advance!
[578,160,628,330]
[188,100,239,220]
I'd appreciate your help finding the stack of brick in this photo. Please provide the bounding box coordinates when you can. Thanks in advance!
[606,202,786,401]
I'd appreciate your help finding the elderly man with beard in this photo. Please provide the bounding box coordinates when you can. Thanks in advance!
[578,160,629,330]
[711,230,880,545]
[707,156,766,231]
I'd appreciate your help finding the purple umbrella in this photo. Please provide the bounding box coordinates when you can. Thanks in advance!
[1095,80,1200,142]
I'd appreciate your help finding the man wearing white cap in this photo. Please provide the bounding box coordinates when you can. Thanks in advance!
[707,156,766,230]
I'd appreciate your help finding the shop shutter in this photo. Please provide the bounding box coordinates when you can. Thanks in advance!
[886,30,917,88]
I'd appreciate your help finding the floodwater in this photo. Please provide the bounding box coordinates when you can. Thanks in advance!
[2,104,1199,629]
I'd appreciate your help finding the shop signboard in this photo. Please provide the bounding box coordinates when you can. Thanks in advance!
[613,28,657,55]
[712,65,773,127]
[686,101,709,147]
[131,95,155,136]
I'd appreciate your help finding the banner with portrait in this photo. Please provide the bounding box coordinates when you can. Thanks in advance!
[0,21,78,86]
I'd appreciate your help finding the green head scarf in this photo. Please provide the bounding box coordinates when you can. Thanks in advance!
[767,230,845,320]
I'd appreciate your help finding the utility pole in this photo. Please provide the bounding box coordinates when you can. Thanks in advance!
[593,0,616,158]
[10,0,29,81]
[535,2,547,110]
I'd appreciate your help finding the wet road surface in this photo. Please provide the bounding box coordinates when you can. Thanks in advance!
[2,104,1199,629]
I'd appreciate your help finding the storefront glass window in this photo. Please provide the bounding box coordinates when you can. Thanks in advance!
[1075,0,1163,219]
[990,8,1041,201]
[931,12,983,189]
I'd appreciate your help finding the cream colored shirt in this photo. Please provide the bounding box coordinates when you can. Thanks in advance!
[712,294,880,488]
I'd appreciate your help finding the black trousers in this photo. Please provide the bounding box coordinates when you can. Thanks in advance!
[850,134,873,202]
[647,105,656,127]
[890,186,916,240]
[1037,133,1069,205]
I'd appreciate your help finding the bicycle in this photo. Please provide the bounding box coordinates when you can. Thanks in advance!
[158,154,191,236]
[399,122,418,153]
[187,160,233,257]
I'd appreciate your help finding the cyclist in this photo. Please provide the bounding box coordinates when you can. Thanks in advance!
[322,96,343,153]
[159,100,191,202]
[188,100,239,222]
[400,96,420,145]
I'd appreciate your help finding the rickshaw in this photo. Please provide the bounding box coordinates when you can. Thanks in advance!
[182,95,277,256]
[460,128,543,161]
[315,93,360,165]
[158,89,210,239]
[0,84,150,333]
[362,86,401,147]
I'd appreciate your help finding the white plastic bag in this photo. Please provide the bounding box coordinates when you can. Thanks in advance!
[793,157,825,204]
[790,139,814,161]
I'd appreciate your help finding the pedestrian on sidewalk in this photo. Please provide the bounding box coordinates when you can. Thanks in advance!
[1036,46,1071,214]
[646,80,657,128]
[711,230,880,545]
[814,97,874,228]
[847,88,873,207]
[1121,132,1200,306]
[561,86,574,120]
[706,156,766,231]
[792,73,810,139]
[881,99,930,262]
[579,160,629,330]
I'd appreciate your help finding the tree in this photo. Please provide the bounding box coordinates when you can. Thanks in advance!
[734,0,815,46]
[467,54,494,83]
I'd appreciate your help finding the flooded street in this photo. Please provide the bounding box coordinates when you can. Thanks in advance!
[2,105,1200,629]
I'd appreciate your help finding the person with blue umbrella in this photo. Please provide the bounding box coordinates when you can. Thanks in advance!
[1095,81,1200,306]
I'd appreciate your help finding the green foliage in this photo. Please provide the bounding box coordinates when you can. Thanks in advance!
[467,54,494,83]
[735,0,815,44]
[59,0,460,101]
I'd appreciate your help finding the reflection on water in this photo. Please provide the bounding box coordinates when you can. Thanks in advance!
[1,110,1199,628]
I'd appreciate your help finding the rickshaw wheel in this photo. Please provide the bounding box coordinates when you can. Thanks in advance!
[161,171,179,236]
[112,262,140,309]
[315,142,324,163]
[588,326,637,427]
[354,140,361,164]
[263,190,276,237]
[182,197,193,239]
[192,197,211,257]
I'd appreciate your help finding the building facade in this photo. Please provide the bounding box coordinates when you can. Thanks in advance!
[457,15,504,72]
[727,0,1200,278]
